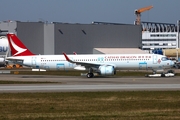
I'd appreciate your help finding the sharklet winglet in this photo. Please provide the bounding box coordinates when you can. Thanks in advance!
[63,52,74,63]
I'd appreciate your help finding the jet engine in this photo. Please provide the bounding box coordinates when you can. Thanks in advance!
[98,66,115,75]
[0,58,5,63]
[0,57,5,67]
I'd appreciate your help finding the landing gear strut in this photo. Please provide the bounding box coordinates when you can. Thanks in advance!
[87,73,94,78]
[87,68,94,78]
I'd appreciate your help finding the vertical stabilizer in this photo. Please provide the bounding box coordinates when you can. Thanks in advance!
[7,33,34,56]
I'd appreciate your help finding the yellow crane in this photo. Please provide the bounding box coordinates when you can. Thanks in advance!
[135,5,153,25]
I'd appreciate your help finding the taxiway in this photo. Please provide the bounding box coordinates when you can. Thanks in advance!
[0,74,180,92]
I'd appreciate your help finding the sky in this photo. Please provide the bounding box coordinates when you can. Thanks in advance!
[0,0,180,24]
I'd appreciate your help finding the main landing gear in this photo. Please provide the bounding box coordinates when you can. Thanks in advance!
[87,73,94,78]
[86,68,94,78]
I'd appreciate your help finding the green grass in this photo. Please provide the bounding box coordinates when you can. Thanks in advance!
[0,91,180,120]
[12,70,83,76]
[0,81,60,84]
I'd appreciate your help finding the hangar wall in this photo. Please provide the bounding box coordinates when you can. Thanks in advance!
[44,23,54,54]
[0,22,17,33]
[17,22,44,55]
[54,24,142,54]
[0,21,142,55]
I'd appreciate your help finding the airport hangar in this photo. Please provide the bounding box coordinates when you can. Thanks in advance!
[0,21,142,55]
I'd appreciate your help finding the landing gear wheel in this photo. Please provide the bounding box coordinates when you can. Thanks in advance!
[167,70,174,73]
[161,73,165,77]
[87,73,94,78]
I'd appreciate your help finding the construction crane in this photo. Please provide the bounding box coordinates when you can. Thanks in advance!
[135,5,153,25]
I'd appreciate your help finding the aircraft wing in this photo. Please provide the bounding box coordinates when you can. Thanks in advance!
[72,61,101,68]
[63,53,113,68]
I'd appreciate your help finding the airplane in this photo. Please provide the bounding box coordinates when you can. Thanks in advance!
[0,36,9,67]
[6,33,174,78]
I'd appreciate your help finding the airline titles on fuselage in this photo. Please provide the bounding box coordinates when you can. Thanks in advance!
[105,55,151,59]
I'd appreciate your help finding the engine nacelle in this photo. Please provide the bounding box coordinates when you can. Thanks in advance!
[99,66,115,75]
[0,58,5,63]
[0,58,5,67]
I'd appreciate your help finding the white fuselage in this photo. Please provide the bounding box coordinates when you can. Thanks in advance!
[7,54,174,71]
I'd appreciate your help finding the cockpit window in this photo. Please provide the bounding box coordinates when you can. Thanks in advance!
[161,57,169,61]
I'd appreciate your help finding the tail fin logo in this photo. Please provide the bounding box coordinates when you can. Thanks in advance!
[10,37,27,56]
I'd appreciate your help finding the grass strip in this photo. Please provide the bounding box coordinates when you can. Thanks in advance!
[0,91,180,120]
[0,81,60,84]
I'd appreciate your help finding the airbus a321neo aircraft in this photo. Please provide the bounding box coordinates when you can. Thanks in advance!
[6,33,174,78]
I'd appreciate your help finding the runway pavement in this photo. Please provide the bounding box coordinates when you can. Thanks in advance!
[0,74,180,92]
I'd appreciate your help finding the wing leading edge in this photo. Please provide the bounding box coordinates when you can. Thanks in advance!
[62,52,111,68]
